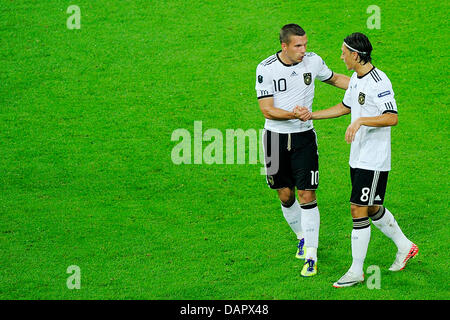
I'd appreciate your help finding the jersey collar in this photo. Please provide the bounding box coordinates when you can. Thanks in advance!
[357,65,376,79]
[276,50,300,67]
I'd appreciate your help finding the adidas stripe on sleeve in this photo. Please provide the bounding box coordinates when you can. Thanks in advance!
[374,80,398,115]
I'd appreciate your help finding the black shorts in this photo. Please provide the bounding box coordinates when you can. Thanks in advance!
[263,129,319,190]
[350,167,389,206]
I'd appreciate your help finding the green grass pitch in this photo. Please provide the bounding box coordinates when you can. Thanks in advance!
[0,0,449,300]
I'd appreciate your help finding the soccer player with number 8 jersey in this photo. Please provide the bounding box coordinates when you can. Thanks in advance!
[294,32,418,287]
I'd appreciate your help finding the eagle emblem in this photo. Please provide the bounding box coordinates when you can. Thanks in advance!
[358,92,366,105]
[303,72,312,85]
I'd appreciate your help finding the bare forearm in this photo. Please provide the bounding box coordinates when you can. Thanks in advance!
[311,103,350,120]
[357,113,398,127]
[346,113,398,143]
[325,73,351,90]
[264,107,296,120]
[259,98,296,120]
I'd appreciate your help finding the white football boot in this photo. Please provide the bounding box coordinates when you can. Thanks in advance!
[333,271,364,288]
[389,243,419,271]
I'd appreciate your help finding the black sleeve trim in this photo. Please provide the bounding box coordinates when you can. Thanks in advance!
[382,110,398,114]
[257,95,274,100]
[342,101,351,109]
[321,71,334,82]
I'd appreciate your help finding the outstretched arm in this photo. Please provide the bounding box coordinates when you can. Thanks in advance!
[312,102,351,119]
[294,102,350,121]
[324,73,351,90]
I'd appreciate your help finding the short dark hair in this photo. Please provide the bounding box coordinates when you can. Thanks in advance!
[343,32,373,65]
[280,24,306,44]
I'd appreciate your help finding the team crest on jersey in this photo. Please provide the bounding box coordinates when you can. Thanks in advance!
[258,75,263,83]
[303,73,312,85]
[358,92,366,105]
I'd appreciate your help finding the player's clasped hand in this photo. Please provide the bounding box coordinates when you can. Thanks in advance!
[294,106,312,121]
[345,120,361,143]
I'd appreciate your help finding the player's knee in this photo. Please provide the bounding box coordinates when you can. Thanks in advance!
[281,197,295,208]
[368,205,381,217]
[280,194,295,207]
[350,204,368,219]
[297,190,316,204]
[278,188,295,207]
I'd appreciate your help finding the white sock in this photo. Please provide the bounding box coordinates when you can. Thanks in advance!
[281,200,303,240]
[349,217,371,276]
[300,200,320,261]
[371,207,412,252]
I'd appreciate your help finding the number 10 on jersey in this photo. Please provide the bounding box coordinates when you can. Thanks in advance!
[273,78,287,92]
[310,170,319,186]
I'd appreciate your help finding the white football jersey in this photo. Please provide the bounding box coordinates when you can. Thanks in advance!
[255,51,333,133]
[342,67,398,171]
